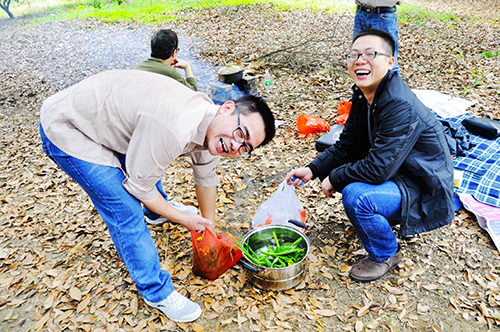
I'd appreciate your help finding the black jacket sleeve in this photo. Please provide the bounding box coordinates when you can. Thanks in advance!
[329,99,425,191]
[307,108,358,180]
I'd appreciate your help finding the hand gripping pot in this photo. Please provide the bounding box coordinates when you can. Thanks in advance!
[240,223,310,291]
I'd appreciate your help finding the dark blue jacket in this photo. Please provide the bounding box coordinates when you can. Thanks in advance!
[308,70,454,237]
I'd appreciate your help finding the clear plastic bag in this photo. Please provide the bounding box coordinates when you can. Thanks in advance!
[252,181,307,229]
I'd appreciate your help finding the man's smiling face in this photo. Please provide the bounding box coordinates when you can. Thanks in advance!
[205,101,265,159]
[348,35,395,100]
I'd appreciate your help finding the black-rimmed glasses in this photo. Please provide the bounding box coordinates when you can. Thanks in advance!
[346,50,391,62]
[233,107,253,157]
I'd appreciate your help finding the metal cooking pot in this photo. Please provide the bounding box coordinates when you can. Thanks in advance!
[240,222,310,291]
[217,64,243,84]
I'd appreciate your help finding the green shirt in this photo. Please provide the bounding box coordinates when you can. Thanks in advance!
[136,57,197,91]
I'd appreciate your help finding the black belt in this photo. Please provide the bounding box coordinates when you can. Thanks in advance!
[357,5,397,14]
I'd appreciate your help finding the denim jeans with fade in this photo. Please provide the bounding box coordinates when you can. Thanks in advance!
[342,181,402,262]
[353,9,399,72]
[40,123,173,302]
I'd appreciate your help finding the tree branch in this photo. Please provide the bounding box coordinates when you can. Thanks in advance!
[242,15,345,64]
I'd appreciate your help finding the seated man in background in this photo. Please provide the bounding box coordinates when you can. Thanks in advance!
[287,29,454,282]
[137,28,199,219]
[137,29,197,91]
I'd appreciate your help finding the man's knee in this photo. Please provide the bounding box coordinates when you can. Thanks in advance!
[342,182,370,213]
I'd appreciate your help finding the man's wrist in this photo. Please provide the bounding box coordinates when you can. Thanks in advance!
[306,164,319,179]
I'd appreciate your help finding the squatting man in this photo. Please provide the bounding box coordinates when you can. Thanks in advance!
[286,28,454,283]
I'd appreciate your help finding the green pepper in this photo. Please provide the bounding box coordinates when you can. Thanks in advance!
[229,233,306,268]
[272,231,280,248]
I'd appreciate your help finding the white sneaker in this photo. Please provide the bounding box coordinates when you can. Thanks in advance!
[145,290,202,322]
[170,200,198,214]
[144,200,198,225]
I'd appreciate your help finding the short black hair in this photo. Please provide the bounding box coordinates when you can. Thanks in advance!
[352,28,395,56]
[150,29,178,60]
[234,95,276,147]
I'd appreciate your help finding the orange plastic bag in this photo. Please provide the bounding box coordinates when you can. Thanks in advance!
[335,100,352,125]
[191,228,242,280]
[296,114,331,134]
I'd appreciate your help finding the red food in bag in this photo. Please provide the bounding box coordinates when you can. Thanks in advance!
[296,114,330,135]
[335,100,352,125]
[191,228,242,280]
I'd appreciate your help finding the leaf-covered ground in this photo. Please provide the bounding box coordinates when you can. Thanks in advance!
[0,1,499,331]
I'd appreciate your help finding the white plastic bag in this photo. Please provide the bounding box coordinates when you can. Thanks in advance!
[252,181,306,229]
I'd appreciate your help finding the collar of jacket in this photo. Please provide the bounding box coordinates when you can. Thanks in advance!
[149,57,164,63]
[351,69,398,107]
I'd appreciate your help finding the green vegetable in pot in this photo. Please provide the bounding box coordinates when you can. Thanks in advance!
[231,232,306,268]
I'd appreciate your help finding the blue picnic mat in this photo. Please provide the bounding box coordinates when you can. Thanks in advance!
[444,114,500,208]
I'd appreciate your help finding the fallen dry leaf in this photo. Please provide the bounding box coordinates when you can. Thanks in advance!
[69,287,82,301]
[314,309,336,317]
[192,322,204,332]
[355,320,364,332]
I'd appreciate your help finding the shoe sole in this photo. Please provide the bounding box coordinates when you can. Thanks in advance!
[144,204,197,225]
[171,307,202,323]
[348,261,399,283]
[149,305,202,322]
[144,216,169,225]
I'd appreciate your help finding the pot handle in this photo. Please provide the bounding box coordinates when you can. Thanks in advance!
[288,219,309,230]
[239,260,260,273]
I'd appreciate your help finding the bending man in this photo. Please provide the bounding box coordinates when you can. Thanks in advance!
[40,69,275,321]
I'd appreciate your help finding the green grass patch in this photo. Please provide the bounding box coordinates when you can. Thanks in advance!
[398,4,462,25]
[479,51,499,58]
[78,2,180,24]
[74,0,353,23]
[8,0,480,26]
[20,0,354,25]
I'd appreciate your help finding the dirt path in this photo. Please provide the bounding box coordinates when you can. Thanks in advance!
[0,3,499,331]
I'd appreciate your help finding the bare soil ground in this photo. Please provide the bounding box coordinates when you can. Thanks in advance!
[0,1,499,331]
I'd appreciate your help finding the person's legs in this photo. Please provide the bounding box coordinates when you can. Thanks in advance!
[40,124,201,321]
[40,124,173,301]
[143,179,198,224]
[353,9,369,39]
[341,181,402,282]
[365,11,399,70]
[143,180,170,221]
[342,181,401,262]
[118,155,197,223]
[353,9,399,71]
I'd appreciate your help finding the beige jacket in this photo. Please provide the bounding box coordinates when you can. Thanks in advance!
[40,69,220,202]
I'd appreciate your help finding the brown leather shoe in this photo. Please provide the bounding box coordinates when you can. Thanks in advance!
[349,251,401,282]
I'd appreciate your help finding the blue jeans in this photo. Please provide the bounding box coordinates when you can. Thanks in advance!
[353,9,399,71]
[40,124,173,302]
[144,172,169,221]
[342,181,401,262]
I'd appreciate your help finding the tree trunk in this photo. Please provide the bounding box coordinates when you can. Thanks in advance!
[0,0,15,19]
[1,8,15,19]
